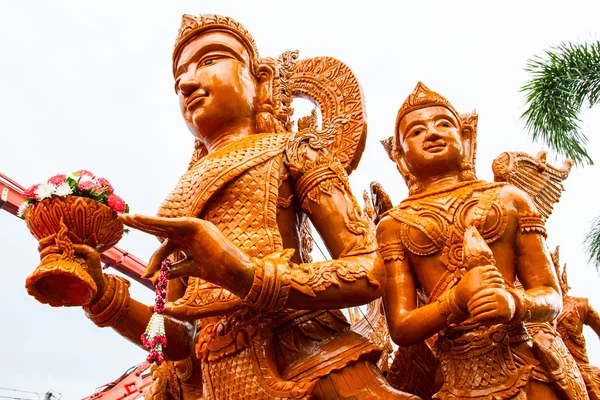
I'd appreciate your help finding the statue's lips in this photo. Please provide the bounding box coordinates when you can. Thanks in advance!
[186,94,207,110]
[423,142,446,152]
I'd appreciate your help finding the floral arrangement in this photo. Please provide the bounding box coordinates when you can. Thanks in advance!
[18,170,129,218]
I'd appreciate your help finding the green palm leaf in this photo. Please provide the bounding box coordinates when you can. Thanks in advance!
[521,41,600,166]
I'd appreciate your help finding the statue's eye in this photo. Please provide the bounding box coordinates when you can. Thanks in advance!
[439,121,450,127]
[413,129,422,136]
[204,59,214,66]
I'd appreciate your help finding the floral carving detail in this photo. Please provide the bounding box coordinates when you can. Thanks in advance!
[289,260,380,297]
[440,243,464,272]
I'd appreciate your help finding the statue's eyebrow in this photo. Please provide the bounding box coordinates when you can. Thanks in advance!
[402,118,426,137]
[174,42,247,78]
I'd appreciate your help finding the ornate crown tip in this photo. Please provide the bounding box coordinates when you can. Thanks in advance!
[394,82,461,137]
[172,14,259,74]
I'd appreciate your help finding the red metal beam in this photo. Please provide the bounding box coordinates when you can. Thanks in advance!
[82,361,153,400]
[0,172,26,216]
[1,172,151,288]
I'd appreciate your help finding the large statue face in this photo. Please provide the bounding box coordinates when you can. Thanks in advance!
[174,31,259,141]
[398,106,464,178]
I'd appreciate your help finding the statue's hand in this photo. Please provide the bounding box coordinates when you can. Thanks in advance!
[39,243,107,300]
[467,287,516,325]
[454,265,504,311]
[119,214,252,293]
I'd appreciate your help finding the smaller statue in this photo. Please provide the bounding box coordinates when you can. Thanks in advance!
[376,82,587,399]
[552,246,600,399]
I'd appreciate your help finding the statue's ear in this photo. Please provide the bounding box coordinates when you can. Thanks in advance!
[381,136,411,178]
[255,63,276,108]
[460,110,478,168]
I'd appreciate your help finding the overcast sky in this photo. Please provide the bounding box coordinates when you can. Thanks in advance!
[1,1,600,398]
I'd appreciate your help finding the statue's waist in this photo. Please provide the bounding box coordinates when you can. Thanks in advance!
[437,322,531,350]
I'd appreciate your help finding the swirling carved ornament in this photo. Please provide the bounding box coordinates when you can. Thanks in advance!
[289,56,367,174]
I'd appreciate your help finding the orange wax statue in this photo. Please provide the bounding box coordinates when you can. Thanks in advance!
[551,247,600,399]
[376,82,588,399]
[49,15,417,400]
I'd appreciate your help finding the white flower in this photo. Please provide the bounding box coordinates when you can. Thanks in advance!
[17,201,30,218]
[54,182,73,197]
[79,175,94,183]
[35,182,56,200]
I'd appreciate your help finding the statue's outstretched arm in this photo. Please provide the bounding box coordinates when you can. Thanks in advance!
[278,151,386,309]
[78,244,196,360]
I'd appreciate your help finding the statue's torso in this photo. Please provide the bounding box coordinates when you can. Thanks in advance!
[158,132,379,399]
[386,181,515,300]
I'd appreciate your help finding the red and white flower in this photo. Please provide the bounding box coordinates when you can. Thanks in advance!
[19,170,129,218]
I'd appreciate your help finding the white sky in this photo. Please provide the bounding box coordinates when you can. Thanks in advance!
[1,1,600,398]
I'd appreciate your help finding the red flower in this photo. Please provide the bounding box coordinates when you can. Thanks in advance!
[78,180,103,193]
[97,177,114,194]
[107,193,126,213]
[47,174,67,186]
[75,169,95,178]
[23,184,40,199]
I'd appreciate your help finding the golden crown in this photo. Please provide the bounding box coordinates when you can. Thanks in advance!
[172,14,260,75]
[394,82,461,136]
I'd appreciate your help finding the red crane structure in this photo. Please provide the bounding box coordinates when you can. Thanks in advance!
[0,172,154,399]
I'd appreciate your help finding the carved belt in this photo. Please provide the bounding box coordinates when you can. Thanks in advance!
[434,323,533,400]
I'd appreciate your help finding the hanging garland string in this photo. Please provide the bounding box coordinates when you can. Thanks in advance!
[141,259,170,365]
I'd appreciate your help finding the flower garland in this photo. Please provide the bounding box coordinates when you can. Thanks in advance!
[18,170,129,218]
[141,259,170,365]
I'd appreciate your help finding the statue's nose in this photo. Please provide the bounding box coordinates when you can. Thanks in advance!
[425,128,442,140]
[178,77,200,97]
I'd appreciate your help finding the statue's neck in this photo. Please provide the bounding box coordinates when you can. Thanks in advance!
[202,118,256,153]
[419,171,463,193]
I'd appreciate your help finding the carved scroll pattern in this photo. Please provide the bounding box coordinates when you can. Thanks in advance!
[289,56,367,174]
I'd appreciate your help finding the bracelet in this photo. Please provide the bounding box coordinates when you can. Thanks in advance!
[444,287,470,324]
[84,275,131,327]
[243,250,292,310]
[508,288,531,324]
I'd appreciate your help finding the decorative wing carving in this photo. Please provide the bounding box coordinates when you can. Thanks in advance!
[369,181,394,224]
[492,151,573,220]
[289,56,367,174]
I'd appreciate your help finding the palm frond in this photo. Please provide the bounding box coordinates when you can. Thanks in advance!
[584,214,600,271]
[521,41,600,166]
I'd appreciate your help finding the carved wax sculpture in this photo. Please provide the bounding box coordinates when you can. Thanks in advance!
[550,246,600,399]
[67,14,418,399]
[376,82,588,399]
[25,196,124,307]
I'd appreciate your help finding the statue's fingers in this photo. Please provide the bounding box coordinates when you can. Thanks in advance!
[39,245,61,260]
[169,257,198,279]
[119,214,175,237]
[472,309,504,324]
[37,234,57,251]
[469,303,497,319]
[143,239,177,279]
[120,214,190,234]
[483,277,505,287]
[72,243,97,255]
[467,291,494,309]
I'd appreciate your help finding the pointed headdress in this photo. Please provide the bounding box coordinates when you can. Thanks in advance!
[394,82,461,139]
[172,14,260,75]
